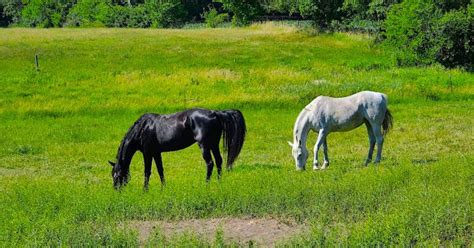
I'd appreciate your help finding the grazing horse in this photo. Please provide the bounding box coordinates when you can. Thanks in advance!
[288,91,393,170]
[109,108,246,189]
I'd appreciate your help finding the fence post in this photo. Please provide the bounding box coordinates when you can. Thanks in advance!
[35,54,39,71]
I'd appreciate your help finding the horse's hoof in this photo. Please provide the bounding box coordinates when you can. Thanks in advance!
[321,162,329,169]
[313,164,320,170]
[296,167,305,171]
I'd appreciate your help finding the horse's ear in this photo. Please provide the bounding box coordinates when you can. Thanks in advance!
[108,161,116,167]
[287,141,293,147]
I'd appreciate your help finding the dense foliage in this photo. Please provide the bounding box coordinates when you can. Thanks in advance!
[1,0,396,28]
[216,0,262,25]
[384,0,473,70]
[202,7,227,28]
[0,0,208,27]
[0,0,472,69]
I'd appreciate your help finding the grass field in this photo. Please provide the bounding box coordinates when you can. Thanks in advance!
[0,23,473,246]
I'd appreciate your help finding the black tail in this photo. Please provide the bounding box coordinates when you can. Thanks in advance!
[382,108,393,136]
[216,110,246,169]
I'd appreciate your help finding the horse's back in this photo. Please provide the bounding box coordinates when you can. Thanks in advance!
[306,91,388,131]
[354,91,387,105]
[138,111,195,152]
[353,91,388,122]
[187,108,222,142]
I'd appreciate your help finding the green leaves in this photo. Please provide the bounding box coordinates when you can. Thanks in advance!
[383,0,473,70]
[202,7,228,28]
[216,0,263,26]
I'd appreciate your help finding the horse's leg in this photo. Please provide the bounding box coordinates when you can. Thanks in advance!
[365,122,376,166]
[143,152,153,191]
[199,144,214,182]
[313,129,327,170]
[372,125,384,163]
[211,146,223,180]
[321,139,329,169]
[154,152,165,186]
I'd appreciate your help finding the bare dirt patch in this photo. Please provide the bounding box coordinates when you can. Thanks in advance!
[128,217,304,247]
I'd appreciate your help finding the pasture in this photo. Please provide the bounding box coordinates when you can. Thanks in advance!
[0,24,473,246]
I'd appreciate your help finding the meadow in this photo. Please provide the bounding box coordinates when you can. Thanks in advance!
[0,23,473,246]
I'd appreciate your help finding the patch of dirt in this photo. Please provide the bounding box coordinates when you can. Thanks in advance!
[128,217,304,247]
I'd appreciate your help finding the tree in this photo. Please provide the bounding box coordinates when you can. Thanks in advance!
[384,0,473,70]
[21,0,74,27]
[216,0,262,26]
[298,0,345,28]
[0,0,23,26]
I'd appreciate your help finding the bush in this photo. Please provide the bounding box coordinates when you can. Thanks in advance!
[100,4,151,28]
[21,0,73,27]
[384,0,473,70]
[65,0,111,27]
[0,0,23,26]
[128,4,152,28]
[384,0,442,66]
[146,0,186,28]
[260,0,300,16]
[435,6,474,70]
[366,0,402,21]
[339,0,401,35]
[342,0,371,20]
[298,0,345,28]
[216,0,262,26]
[101,4,131,27]
[202,7,228,28]
[433,0,472,11]
[331,18,381,34]
[67,0,187,28]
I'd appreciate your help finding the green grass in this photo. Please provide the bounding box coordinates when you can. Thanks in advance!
[0,23,473,246]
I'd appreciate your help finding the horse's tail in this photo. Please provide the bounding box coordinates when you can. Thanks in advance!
[216,110,246,169]
[382,108,393,136]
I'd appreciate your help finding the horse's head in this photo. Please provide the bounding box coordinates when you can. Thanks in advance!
[287,141,308,170]
[109,161,129,189]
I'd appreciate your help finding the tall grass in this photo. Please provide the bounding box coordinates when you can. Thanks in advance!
[0,24,472,246]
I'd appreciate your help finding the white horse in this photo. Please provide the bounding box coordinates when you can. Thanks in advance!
[288,91,393,170]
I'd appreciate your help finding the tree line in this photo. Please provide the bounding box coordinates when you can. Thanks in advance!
[0,0,472,70]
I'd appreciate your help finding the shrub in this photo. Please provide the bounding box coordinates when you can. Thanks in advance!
[435,6,473,70]
[298,0,345,28]
[341,0,401,34]
[67,0,186,28]
[342,0,371,19]
[128,4,152,28]
[260,0,300,16]
[384,0,473,70]
[146,0,186,28]
[21,0,73,27]
[102,4,131,27]
[216,0,262,26]
[202,7,228,28]
[366,0,402,21]
[331,18,380,34]
[0,0,23,26]
[65,0,111,27]
[383,0,442,66]
[433,0,472,11]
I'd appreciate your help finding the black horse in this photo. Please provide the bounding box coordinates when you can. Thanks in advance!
[108,108,246,189]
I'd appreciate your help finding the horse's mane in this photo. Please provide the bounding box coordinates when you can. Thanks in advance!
[116,114,150,161]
